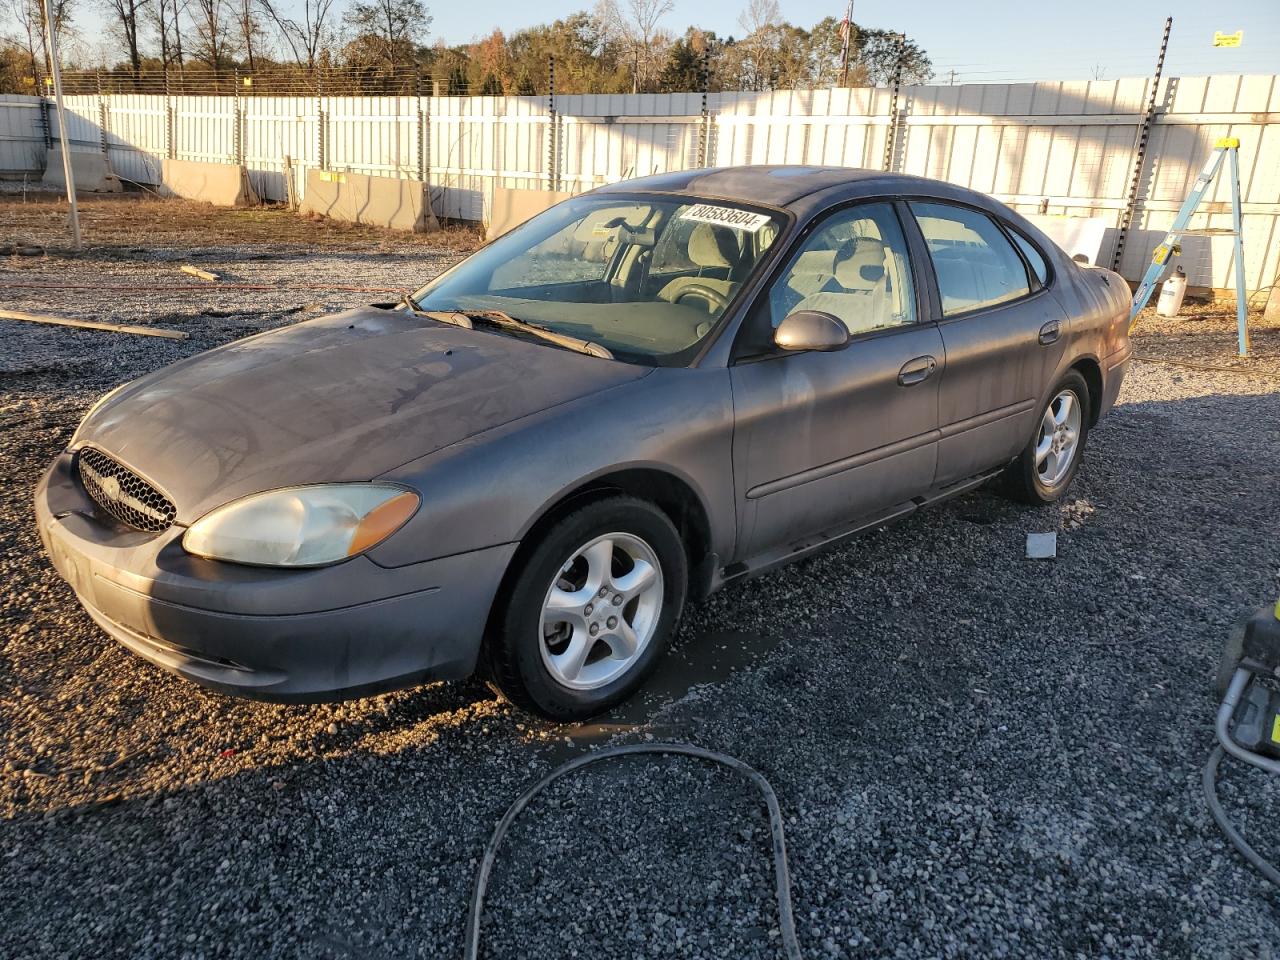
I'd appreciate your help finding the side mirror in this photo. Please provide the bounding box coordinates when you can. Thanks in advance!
[774,310,850,352]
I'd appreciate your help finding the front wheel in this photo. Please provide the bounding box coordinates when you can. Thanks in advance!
[485,496,687,720]
[1004,370,1091,504]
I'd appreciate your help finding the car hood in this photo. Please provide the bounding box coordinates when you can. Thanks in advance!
[77,307,649,522]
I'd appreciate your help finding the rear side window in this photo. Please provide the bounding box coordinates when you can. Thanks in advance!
[1009,229,1049,287]
[910,202,1031,316]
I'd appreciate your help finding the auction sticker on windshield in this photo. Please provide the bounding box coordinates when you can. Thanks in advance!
[679,204,772,232]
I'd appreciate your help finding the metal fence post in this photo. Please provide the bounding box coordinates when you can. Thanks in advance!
[547,56,557,191]
[415,76,425,183]
[96,70,109,158]
[882,33,905,173]
[164,71,175,160]
[39,96,52,151]
[1111,16,1172,272]
[697,51,710,168]
[232,69,243,164]
[316,80,327,171]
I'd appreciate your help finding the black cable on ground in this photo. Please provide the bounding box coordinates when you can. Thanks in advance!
[1203,743,1280,888]
[463,742,802,960]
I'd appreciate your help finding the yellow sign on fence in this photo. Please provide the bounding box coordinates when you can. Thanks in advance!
[1213,30,1243,47]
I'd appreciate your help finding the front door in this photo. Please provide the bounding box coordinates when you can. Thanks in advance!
[729,201,944,560]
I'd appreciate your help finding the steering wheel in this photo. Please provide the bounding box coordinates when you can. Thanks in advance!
[673,284,730,312]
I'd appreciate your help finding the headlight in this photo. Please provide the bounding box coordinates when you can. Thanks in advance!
[183,484,419,567]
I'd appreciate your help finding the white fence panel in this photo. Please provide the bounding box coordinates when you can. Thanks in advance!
[0,95,45,174]
[243,96,316,202]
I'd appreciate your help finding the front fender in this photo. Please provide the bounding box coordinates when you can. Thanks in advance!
[367,367,737,567]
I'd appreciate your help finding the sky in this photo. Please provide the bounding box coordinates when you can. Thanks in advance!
[427,0,1280,83]
[63,0,1280,83]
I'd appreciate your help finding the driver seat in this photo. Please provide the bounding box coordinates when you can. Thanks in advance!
[657,223,742,313]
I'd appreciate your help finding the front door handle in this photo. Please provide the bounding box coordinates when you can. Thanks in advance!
[897,355,937,386]
[1039,319,1061,345]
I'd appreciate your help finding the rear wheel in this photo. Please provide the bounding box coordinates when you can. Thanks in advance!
[486,496,687,720]
[1005,370,1091,504]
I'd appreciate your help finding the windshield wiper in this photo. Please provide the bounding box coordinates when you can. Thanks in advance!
[414,307,614,360]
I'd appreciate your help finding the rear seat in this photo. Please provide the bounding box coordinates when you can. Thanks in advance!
[931,248,1018,312]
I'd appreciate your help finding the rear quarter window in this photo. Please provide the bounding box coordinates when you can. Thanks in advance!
[1009,229,1049,287]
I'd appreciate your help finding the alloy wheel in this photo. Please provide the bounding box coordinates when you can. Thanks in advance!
[1035,389,1082,488]
[538,532,664,691]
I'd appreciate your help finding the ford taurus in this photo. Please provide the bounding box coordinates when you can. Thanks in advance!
[35,166,1132,719]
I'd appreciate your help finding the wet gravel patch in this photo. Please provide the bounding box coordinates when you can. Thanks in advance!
[3,211,1280,959]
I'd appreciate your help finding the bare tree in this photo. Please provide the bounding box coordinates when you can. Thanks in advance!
[737,0,778,35]
[190,0,234,68]
[233,0,264,70]
[259,0,335,70]
[102,0,151,74]
[3,0,44,84]
[733,0,781,90]
[5,0,76,82]
[597,0,672,93]
[172,0,187,71]
[149,0,184,70]
[341,0,430,71]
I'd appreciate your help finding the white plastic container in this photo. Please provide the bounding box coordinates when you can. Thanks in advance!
[1157,266,1188,317]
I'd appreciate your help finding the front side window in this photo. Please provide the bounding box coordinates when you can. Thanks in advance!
[412,195,784,364]
[766,202,916,335]
[910,202,1031,316]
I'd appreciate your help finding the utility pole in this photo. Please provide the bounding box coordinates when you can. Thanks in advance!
[42,0,82,250]
[838,0,855,87]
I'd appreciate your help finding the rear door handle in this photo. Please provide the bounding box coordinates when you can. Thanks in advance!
[897,355,937,386]
[1039,320,1061,345]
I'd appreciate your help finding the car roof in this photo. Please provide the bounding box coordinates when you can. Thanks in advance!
[592,165,967,209]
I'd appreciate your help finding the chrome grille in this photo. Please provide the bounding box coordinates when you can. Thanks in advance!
[77,448,176,533]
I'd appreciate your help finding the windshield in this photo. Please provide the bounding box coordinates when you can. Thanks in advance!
[411,195,786,364]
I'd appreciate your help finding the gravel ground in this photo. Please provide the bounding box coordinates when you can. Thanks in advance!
[3,194,1280,959]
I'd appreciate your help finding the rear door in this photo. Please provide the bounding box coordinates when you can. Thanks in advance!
[729,201,944,559]
[906,201,1069,487]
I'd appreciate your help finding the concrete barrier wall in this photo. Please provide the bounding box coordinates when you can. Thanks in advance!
[487,188,575,239]
[161,158,258,206]
[42,147,122,193]
[300,169,438,233]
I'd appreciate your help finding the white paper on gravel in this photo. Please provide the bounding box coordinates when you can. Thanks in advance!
[1026,532,1058,560]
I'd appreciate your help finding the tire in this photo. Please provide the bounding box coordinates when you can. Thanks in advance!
[486,495,688,721]
[1004,370,1092,505]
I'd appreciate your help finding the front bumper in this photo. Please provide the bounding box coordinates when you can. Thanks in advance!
[35,451,517,702]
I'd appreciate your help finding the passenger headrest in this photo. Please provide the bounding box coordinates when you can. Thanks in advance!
[688,223,740,269]
[790,249,838,276]
[833,237,887,289]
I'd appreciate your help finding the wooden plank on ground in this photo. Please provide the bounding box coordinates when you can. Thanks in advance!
[0,310,189,340]
[181,265,220,281]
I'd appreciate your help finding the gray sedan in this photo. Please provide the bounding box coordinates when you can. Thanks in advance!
[35,166,1132,719]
